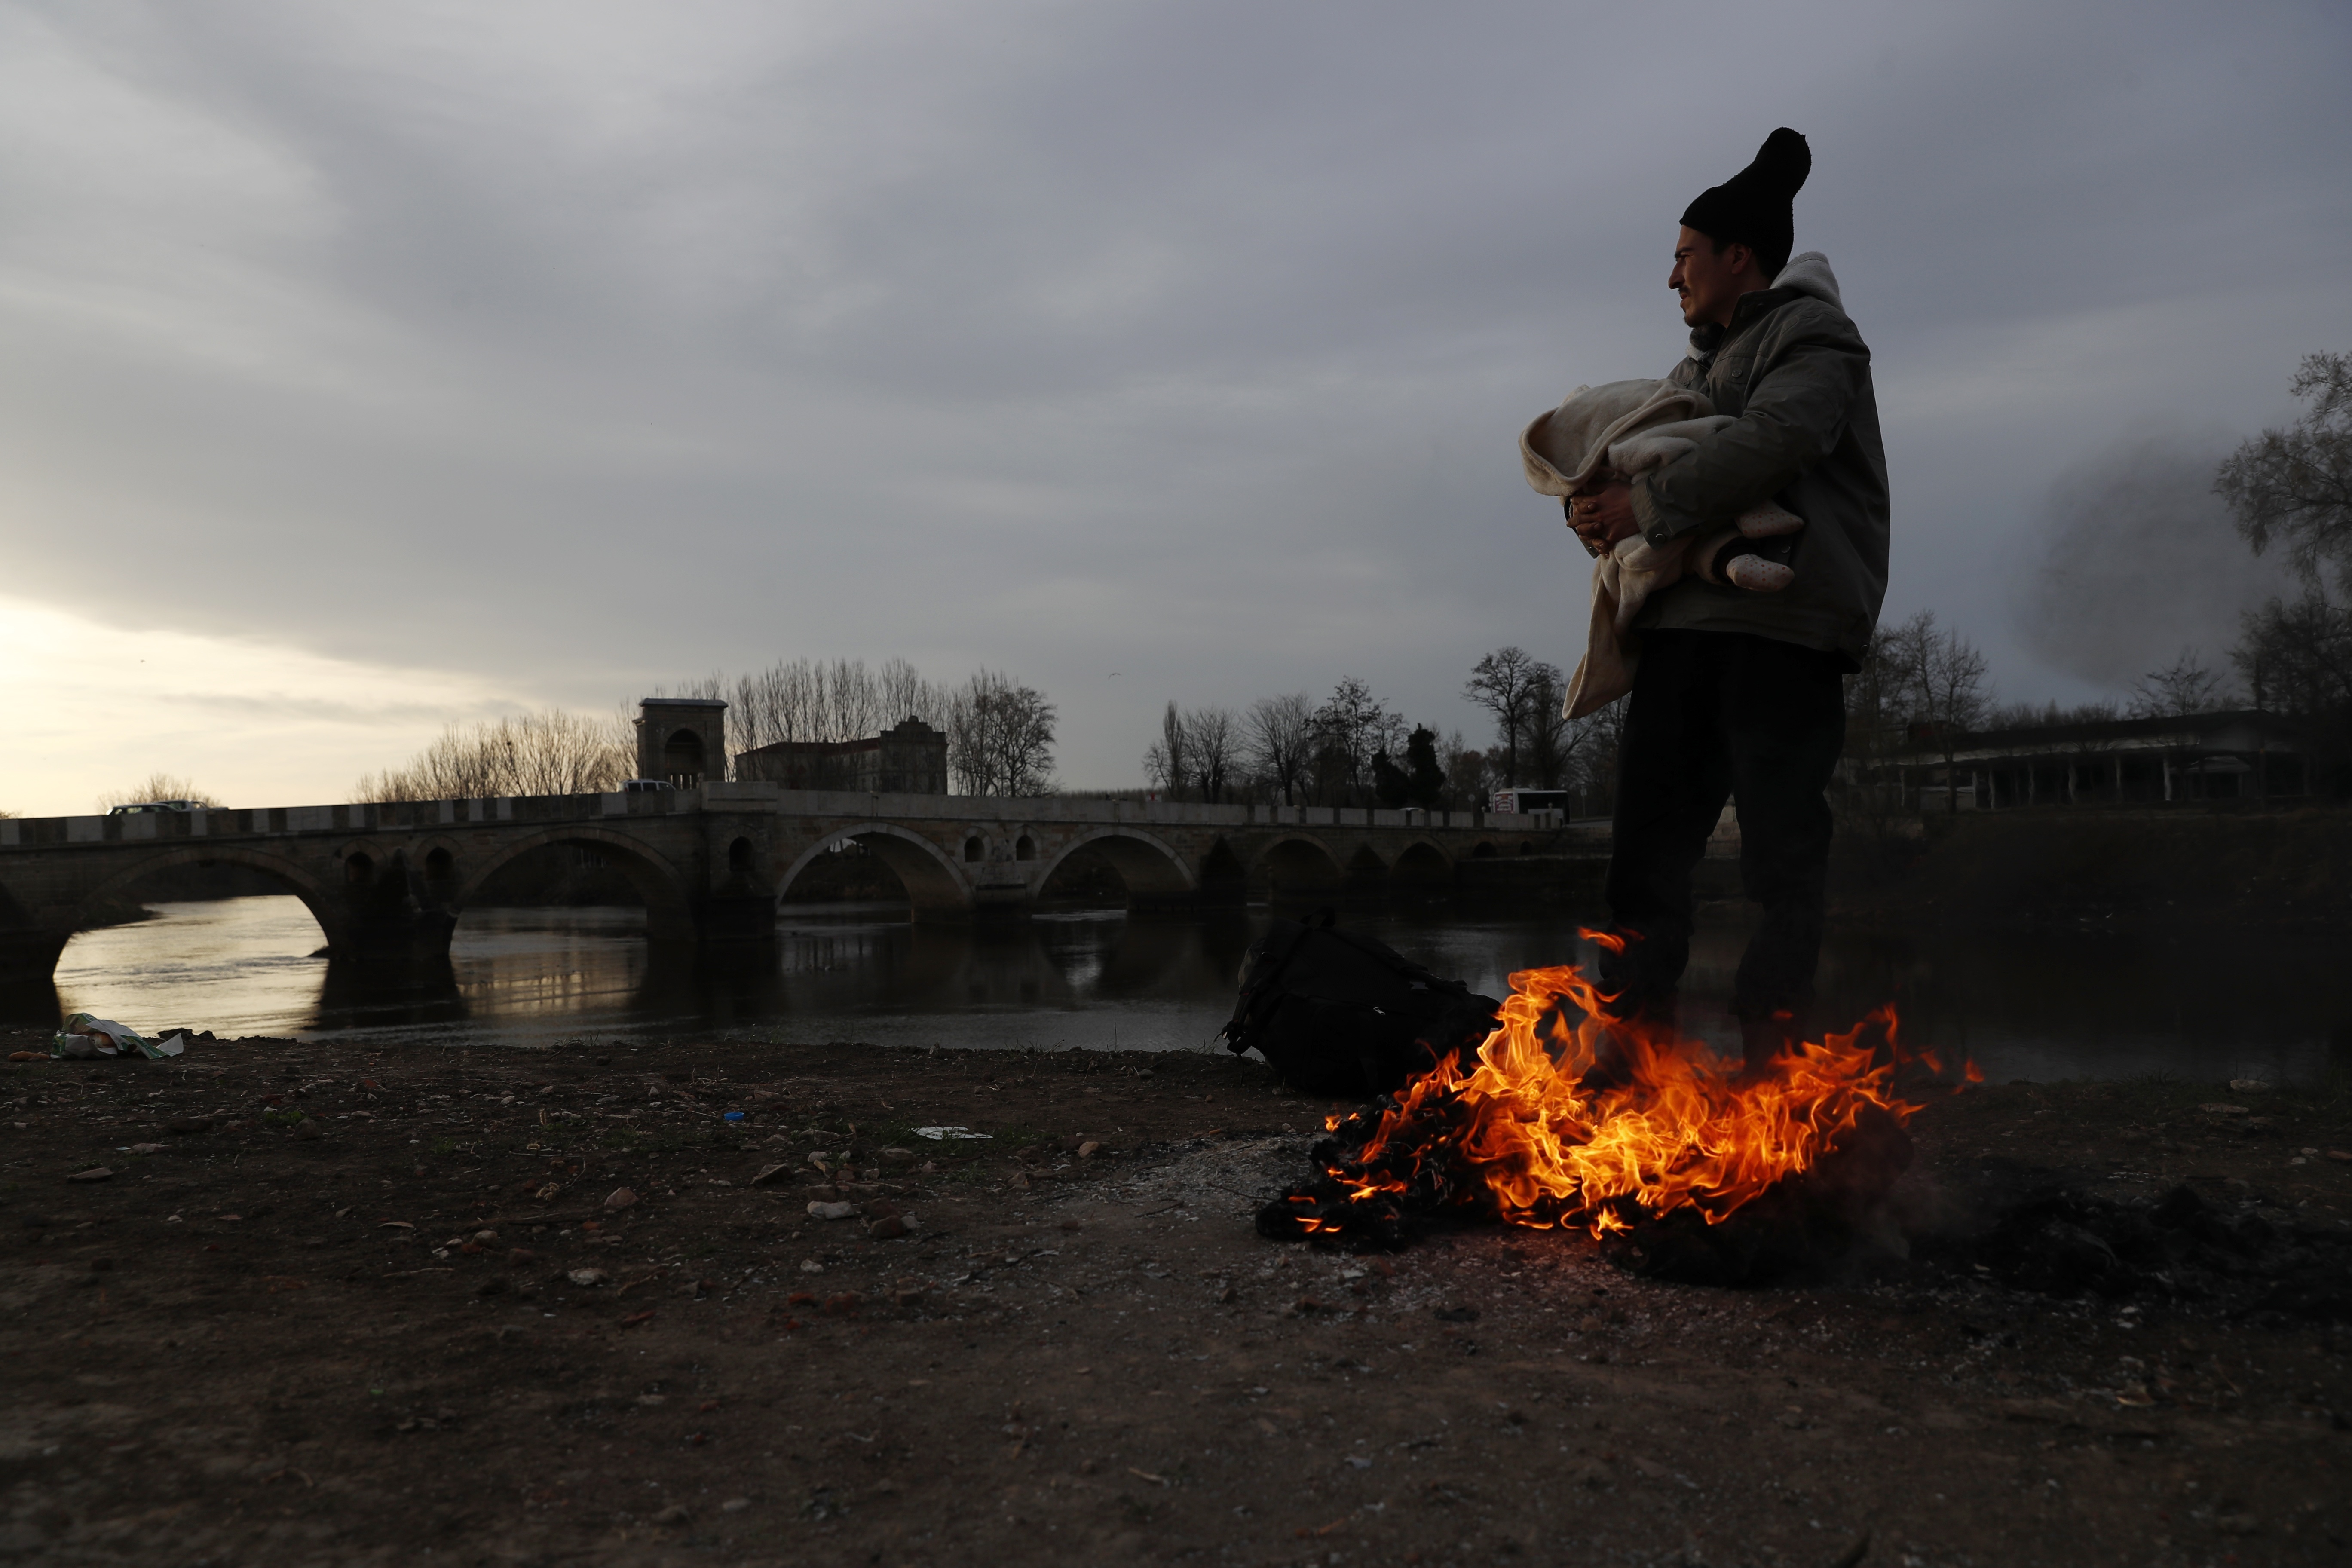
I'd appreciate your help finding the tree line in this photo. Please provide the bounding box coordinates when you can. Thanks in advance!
[1138,649,1627,815]
[353,658,1057,802]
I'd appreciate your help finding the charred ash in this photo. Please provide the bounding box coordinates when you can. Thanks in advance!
[1920,1179,2352,1323]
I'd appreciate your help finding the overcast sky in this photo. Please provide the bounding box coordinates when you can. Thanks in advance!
[4,0,2349,815]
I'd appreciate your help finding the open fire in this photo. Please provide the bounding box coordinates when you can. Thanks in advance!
[1261,934,1978,1261]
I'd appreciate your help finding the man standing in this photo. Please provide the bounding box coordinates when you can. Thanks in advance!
[1568,128,1890,1067]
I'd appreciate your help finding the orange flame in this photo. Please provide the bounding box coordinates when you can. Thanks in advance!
[1318,959,1963,1239]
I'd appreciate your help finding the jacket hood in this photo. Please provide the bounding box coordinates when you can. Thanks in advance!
[1771,251,1841,309]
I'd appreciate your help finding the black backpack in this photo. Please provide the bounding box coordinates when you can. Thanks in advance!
[1219,912,1501,1098]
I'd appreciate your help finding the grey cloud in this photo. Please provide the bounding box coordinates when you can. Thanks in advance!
[2,0,2350,785]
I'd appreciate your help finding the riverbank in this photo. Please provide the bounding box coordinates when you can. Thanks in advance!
[1830,804,2352,929]
[3,1029,2347,1565]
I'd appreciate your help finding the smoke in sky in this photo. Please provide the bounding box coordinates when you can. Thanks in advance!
[2017,435,2292,692]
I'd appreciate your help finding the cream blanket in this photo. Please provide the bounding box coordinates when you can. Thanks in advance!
[1521,378,1801,719]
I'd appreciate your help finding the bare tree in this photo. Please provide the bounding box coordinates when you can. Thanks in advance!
[1309,677,1392,805]
[356,710,633,802]
[1524,664,1592,791]
[1841,618,1923,819]
[1142,701,1191,799]
[97,772,222,810]
[2233,591,2352,792]
[876,657,950,729]
[1244,693,1314,805]
[726,656,950,763]
[1565,702,1627,816]
[946,670,1056,796]
[2217,350,2352,593]
[1463,646,1558,786]
[1436,731,1491,812]
[1906,613,1993,814]
[1185,705,1240,804]
[653,672,728,702]
[2217,358,2352,795]
[2128,648,2232,718]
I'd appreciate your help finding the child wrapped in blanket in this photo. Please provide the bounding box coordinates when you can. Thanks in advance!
[1521,378,1803,718]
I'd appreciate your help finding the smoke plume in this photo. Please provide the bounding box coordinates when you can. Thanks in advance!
[2018,434,2292,689]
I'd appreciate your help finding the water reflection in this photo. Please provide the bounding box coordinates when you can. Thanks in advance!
[31,894,2352,1083]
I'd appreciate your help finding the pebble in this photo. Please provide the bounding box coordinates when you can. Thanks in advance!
[604,1187,639,1213]
[808,1200,859,1221]
[567,1268,609,1287]
[67,1167,112,1183]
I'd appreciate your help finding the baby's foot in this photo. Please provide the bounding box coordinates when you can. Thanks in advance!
[1734,501,1804,538]
[1723,551,1794,591]
[1704,532,1796,592]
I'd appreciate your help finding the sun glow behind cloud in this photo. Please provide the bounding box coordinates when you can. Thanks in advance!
[0,594,517,818]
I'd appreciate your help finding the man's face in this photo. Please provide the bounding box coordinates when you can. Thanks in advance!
[1669,226,1755,329]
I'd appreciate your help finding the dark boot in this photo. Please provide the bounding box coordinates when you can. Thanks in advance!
[1736,1011,1798,1079]
[1580,993,1676,1093]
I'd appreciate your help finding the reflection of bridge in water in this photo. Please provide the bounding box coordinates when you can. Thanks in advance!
[0,783,1563,988]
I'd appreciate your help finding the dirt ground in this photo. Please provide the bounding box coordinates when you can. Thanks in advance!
[3,1022,2348,1568]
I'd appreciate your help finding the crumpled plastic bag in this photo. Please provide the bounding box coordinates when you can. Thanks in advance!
[51,1013,181,1061]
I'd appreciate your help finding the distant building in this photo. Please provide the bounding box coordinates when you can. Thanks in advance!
[1490,789,1572,816]
[1874,709,2306,811]
[735,717,949,795]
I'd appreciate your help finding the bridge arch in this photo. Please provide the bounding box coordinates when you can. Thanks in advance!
[77,844,350,955]
[1035,827,1196,904]
[776,825,970,917]
[456,827,699,942]
[1391,839,1453,886]
[1253,835,1345,893]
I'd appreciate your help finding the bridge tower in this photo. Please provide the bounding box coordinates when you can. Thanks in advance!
[635,698,728,787]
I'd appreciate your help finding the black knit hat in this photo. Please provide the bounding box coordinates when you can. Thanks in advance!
[1680,128,1810,277]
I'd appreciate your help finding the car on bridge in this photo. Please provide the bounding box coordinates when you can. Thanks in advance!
[620,778,676,794]
[104,800,208,816]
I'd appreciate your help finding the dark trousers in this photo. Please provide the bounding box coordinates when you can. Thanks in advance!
[1601,629,1846,1035]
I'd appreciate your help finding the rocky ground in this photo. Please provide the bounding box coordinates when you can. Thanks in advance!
[2,1024,2348,1568]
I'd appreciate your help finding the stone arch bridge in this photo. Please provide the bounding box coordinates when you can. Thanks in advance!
[0,784,1562,985]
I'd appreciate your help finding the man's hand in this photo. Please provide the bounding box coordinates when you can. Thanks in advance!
[1568,480,1637,554]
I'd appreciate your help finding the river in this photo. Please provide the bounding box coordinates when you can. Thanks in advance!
[29,895,2347,1083]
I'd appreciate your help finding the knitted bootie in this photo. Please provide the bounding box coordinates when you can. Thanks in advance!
[1697,528,1795,592]
[1735,500,1804,538]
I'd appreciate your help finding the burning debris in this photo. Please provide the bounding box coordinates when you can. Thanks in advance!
[1259,952,1972,1283]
